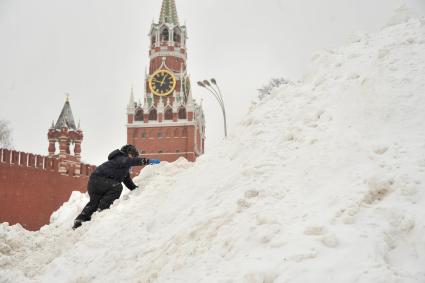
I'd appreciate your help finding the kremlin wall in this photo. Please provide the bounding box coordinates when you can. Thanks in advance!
[0,148,95,231]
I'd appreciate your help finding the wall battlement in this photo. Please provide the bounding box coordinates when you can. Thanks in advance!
[0,148,95,176]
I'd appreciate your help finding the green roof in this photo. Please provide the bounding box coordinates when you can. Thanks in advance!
[159,0,179,25]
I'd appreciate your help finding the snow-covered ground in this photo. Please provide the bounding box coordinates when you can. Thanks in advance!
[1,15,425,283]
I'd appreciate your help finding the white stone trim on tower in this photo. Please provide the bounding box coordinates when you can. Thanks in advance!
[150,50,187,61]
[157,97,165,114]
[127,86,135,114]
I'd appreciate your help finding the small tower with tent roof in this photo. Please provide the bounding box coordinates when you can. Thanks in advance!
[47,96,84,175]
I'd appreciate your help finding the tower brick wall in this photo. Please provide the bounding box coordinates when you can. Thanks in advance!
[0,148,95,231]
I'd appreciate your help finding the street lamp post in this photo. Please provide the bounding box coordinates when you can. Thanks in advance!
[197,78,227,138]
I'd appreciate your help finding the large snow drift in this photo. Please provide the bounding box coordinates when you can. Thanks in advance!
[1,16,425,283]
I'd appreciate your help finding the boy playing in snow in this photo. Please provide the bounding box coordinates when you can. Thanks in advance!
[73,144,160,229]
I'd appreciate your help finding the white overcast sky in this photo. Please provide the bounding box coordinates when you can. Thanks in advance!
[0,0,424,165]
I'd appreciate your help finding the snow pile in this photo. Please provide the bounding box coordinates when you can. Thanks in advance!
[1,16,425,283]
[49,191,89,227]
[385,4,417,27]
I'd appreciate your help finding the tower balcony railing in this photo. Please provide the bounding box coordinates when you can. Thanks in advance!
[151,41,184,48]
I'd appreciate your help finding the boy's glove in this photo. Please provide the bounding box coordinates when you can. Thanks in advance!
[149,159,161,165]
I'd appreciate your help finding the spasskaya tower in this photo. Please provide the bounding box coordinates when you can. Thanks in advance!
[126,0,205,162]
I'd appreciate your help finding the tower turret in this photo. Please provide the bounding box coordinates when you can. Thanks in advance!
[48,97,83,175]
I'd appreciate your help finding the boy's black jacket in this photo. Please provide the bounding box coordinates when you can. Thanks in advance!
[91,149,149,190]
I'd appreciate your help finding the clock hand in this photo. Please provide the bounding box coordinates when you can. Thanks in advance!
[160,76,166,86]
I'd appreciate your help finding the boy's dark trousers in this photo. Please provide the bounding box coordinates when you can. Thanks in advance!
[75,175,123,224]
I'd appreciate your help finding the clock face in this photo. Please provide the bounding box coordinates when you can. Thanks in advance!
[149,69,176,96]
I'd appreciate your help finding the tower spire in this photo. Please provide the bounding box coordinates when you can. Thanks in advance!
[128,85,135,107]
[54,98,77,130]
[159,0,179,25]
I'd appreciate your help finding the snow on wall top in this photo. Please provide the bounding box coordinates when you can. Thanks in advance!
[1,16,425,283]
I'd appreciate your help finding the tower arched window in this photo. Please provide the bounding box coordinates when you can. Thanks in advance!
[151,35,156,46]
[173,28,181,45]
[161,28,169,42]
[178,107,187,119]
[135,109,144,121]
[149,108,157,121]
[164,107,173,120]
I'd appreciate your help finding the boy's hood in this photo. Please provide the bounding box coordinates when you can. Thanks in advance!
[108,149,124,160]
